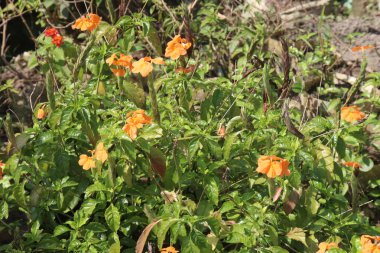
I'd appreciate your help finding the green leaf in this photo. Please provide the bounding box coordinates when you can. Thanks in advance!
[205,176,219,206]
[105,204,120,232]
[13,181,27,209]
[139,124,163,140]
[267,225,278,246]
[87,222,108,233]
[108,241,120,253]
[0,201,8,219]
[121,80,146,108]
[157,219,179,249]
[286,227,307,246]
[270,246,289,253]
[85,181,110,197]
[223,132,238,161]
[53,225,71,236]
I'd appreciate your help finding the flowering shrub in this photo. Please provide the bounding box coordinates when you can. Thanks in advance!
[0,1,379,253]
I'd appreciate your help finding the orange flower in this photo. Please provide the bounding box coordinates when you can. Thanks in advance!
[256,155,290,178]
[132,57,153,77]
[342,161,361,169]
[44,28,59,37]
[37,105,47,119]
[0,160,4,180]
[106,53,118,66]
[122,110,152,139]
[51,34,63,47]
[351,45,375,52]
[160,246,179,253]
[106,53,133,77]
[72,13,101,32]
[78,153,96,170]
[165,35,192,60]
[111,68,126,77]
[360,235,380,253]
[316,242,339,253]
[341,106,365,123]
[127,109,152,126]
[94,142,108,163]
[123,123,138,140]
[87,14,101,31]
[116,54,133,69]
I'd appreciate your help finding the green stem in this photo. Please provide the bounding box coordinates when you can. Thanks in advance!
[148,76,160,124]
[4,113,17,151]
[268,178,275,198]
[351,170,359,213]
[46,72,56,111]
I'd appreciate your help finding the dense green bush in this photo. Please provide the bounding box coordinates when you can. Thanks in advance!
[0,1,379,252]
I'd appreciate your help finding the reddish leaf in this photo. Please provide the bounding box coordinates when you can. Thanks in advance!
[273,186,283,202]
[283,189,301,214]
[149,147,166,178]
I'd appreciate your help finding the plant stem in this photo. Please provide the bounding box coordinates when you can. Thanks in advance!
[268,178,275,198]
[147,76,160,124]
[351,170,359,213]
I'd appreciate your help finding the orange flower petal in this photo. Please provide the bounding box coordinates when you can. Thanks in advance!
[341,106,365,123]
[351,45,375,52]
[256,155,290,178]
[132,58,153,77]
[151,57,165,65]
[94,142,108,163]
[111,68,126,77]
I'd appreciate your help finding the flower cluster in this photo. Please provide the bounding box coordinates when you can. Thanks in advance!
[341,106,365,123]
[0,160,4,180]
[106,53,133,77]
[106,54,164,77]
[316,242,339,253]
[361,235,380,253]
[165,35,192,60]
[122,110,152,140]
[160,246,179,253]
[72,13,101,32]
[44,28,63,47]
[256,155,290,178]
[78,142,108,170]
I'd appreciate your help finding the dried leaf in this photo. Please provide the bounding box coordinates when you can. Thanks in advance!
[135,219,162,253]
